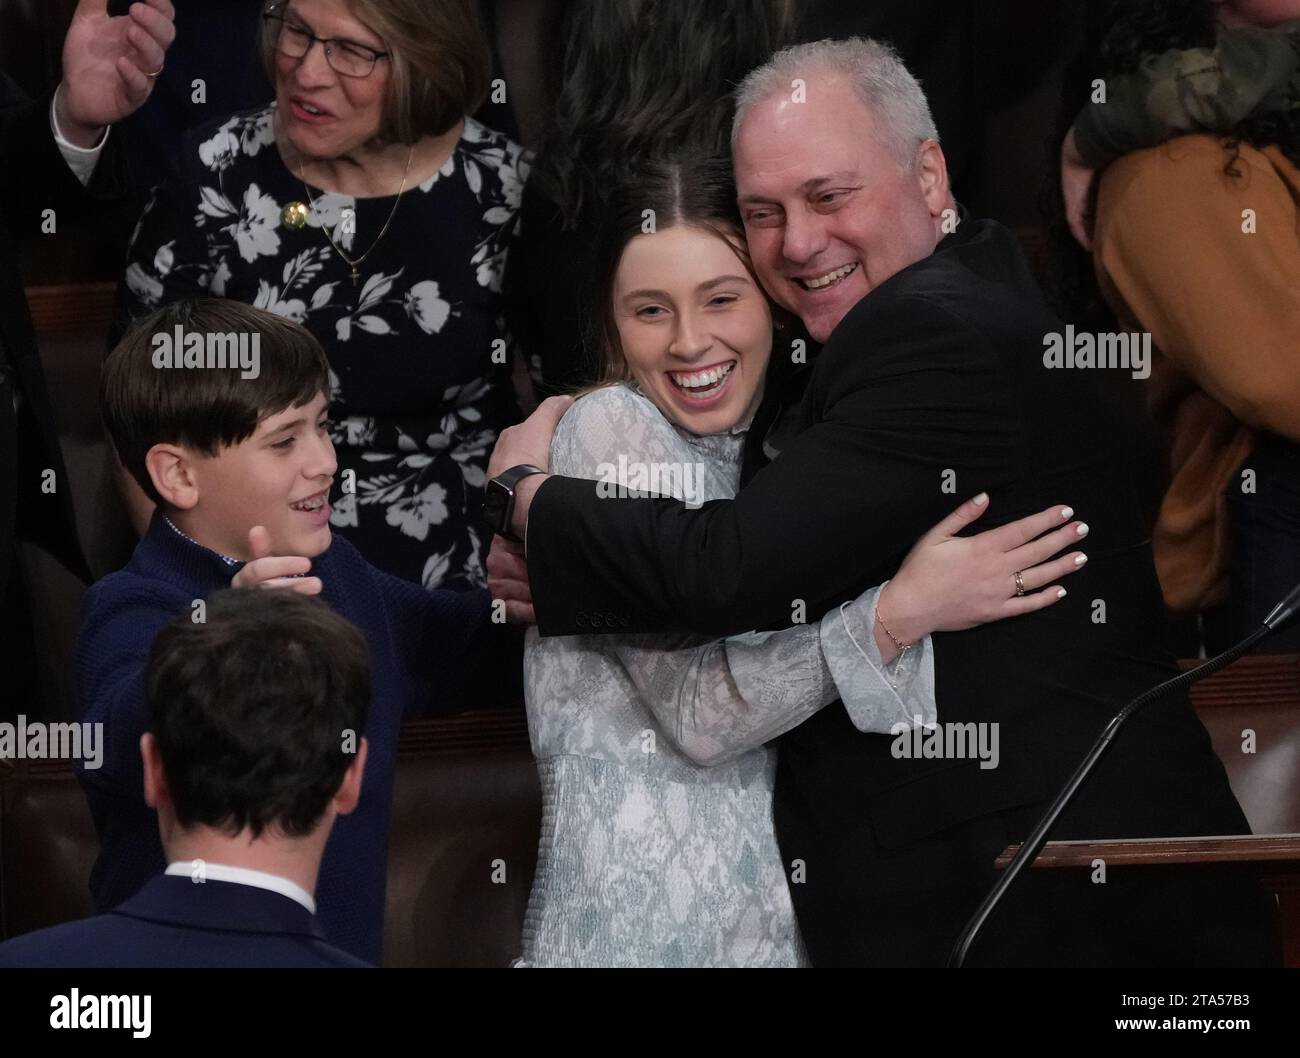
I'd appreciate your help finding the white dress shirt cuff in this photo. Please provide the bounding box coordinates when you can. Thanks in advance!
[50,83,110,187]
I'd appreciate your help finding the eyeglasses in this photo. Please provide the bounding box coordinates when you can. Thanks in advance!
[263,4,390,79]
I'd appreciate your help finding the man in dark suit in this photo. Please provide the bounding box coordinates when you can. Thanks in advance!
[482,38,1280,966]
[1,0,176,717]
[0,588,371,968]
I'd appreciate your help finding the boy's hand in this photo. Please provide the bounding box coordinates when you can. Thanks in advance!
[230,525,323,595]
[487,536,535,624]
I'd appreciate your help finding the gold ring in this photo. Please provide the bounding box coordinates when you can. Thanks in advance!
[145,67,164,79]
[1013,570,1026,596]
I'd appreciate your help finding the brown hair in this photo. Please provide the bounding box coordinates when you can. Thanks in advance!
[148,587,371,839]
[535,0,799,227]
[260,0,490,143]
[102,298,331,508]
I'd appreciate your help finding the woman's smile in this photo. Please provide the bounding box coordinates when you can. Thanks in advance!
[614,225,773,437]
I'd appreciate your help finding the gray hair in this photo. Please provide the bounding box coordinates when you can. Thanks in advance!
[731,37,939,168]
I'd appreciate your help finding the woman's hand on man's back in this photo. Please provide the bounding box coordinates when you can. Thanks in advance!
[880,495,1089,645]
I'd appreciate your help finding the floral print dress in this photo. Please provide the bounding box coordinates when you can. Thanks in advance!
[120,103,531,590]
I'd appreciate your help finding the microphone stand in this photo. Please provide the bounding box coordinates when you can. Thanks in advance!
[947,582,1300,968]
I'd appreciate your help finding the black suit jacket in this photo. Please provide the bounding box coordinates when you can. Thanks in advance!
[0,874,369,968]
[525,217,1276,965]
[0,83,111,595]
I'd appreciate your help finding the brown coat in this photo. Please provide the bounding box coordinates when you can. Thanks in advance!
[1093,135,1300,615]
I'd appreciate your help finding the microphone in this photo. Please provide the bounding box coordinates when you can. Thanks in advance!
[947,579,1300,968]
[1262,581,1300,631]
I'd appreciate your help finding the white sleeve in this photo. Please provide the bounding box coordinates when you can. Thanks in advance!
[50,83,109,187]
[819,581,938,733]
[549,387,938,766]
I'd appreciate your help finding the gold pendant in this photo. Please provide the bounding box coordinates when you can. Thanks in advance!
[281,201,309,230]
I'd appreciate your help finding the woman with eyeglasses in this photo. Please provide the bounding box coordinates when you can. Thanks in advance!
[116,0,530,596]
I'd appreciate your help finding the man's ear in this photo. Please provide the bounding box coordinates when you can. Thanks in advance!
[333,737,368,817]
[144,443,200,510]
[141,732,169,810]
[915,139,951,216]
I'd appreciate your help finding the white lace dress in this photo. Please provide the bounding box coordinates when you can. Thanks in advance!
[518,384,938,967]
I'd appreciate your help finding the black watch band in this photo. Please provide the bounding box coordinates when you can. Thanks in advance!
[483,464,547,542]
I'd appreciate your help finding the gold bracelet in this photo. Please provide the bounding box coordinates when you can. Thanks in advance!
[875,607,914,653]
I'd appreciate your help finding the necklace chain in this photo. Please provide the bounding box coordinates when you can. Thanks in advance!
[298,144,415,286]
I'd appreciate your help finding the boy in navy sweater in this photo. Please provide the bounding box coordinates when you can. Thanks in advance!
[80,298,522,964]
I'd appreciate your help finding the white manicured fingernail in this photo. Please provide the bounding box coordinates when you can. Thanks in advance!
[973,492,988,506]
[1075,522,1089,535]
[1057,588,1067,598]
[1060,507,1073,520]
[1074,554,1088,565]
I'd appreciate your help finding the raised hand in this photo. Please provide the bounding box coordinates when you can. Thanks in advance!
[230,525,324,595]
[58,0,177,143]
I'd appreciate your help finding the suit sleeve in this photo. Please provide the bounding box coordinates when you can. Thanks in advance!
[527,294,1019,637]
[0,89,106,241]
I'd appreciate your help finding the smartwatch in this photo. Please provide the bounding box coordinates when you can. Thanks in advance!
[482,464,547,543]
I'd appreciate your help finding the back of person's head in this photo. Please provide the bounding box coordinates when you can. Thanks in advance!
[535,0,798,225]
[102,298,330,509]
[145,588,370,838]
[585,152,762,379]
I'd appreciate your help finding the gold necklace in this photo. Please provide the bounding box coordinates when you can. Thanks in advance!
[294,144,416,287]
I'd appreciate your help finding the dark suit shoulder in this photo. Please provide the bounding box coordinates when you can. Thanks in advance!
[815,219,1057,398]
[0,874,376,968]
[846,219,1049,331]
[0,914,369,968]
[812,284,1006,420]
